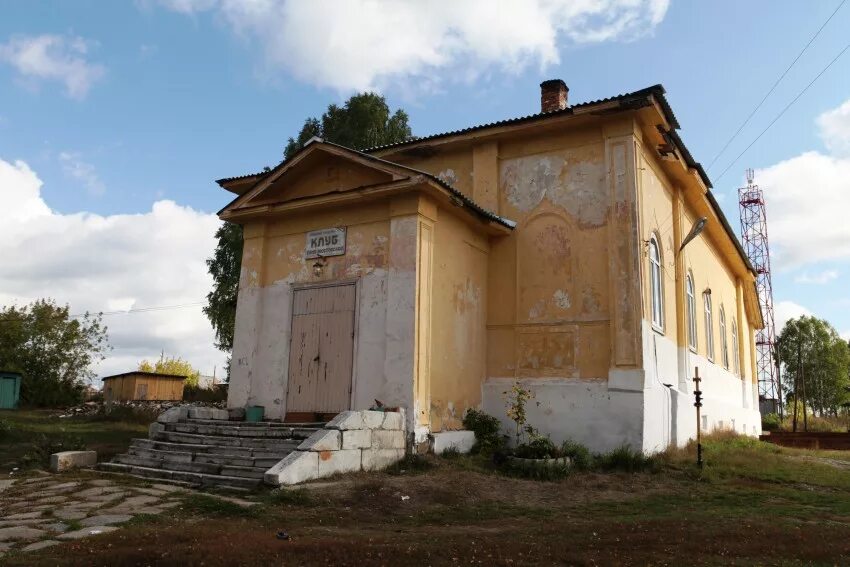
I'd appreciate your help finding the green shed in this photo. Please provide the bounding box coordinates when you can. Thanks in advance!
[0,371,22,410]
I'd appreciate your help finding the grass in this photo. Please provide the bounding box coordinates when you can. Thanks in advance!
[7,431,850,566]
[0,409,147,472]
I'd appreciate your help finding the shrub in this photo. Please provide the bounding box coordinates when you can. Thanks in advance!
[21,433,86,468]
[439,446,461,460]
[513,436,559,459]
[462,408,503,454]
[0,419,11,440]
[88,404,161,424]
[183,384,228,404]
[594,445,658,473]
[761,413,781,431]
[560,439,592,470]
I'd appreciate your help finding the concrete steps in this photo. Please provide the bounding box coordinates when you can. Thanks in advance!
[101,416,323,491]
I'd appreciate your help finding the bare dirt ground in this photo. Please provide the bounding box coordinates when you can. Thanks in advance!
[7,443,850,567]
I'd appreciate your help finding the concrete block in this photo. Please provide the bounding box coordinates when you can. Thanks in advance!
[342,429,371,450]
[157,406,187,424]
[49,451,97,473]
[432,430,476,454]
[317,449,362,477]
[298,429,341,451]
[148,422,165,439]
[228,407,246,421]
[326,411,364,430]
[361,449,405,471]
[371,430,405,450]
[264,451,319,486]
[362,410,385,429]
[188,407,212,420]
[210,409,229,421]
[381,411,404,430]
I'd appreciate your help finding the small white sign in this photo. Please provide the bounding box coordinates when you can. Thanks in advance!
[305,227,346,259]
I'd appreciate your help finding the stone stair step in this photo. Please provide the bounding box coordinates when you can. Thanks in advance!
[132,438,295,458]
[98,462,260,490]
[130,446,285,469]
[167,422,305,438]
[182,418,325,429]
[112,454,268,479]
[156,430,311,448]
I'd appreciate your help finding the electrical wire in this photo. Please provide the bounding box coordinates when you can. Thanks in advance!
[707,0,847,170]
[713,37,850,185]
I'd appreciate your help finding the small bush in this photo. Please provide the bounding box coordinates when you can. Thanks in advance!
[183,384,228,404]
[560,439,592,470]
[0,419,11,440]
[21,433,86,468]
[594,446,658,473]
[761,413,781,431]
[462,408,503,454]
[513,436,559,459]
[439,446,461,460]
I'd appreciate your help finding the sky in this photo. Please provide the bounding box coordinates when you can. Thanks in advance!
[1,0,849,384]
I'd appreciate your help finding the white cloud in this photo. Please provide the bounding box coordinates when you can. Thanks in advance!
[757,97,850,269]
[818,98,850,157]
[0,34,105,99]
[0,156,226,383]
[59,152,105,196]
[155,0,669,91]
[793,269,838,285]
[774,300,811,334]
[841,330,850,342]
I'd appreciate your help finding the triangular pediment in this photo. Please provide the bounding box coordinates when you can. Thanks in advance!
[221,141,414,214]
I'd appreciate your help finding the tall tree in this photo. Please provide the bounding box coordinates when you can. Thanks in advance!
[205,93,412,354]
[139,356,200,388]
[776,316,850,416]
[0,299,109,407]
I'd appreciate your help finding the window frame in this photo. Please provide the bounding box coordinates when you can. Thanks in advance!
[731,319,740,376]
[648,235,664,331]
[704,292,714,361]
[720,305,729,369]
[686,273,697,350]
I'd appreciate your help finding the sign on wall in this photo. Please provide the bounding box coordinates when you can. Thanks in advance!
[305,227,346,259]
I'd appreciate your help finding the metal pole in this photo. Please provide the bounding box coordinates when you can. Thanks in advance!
[693,367,703,469]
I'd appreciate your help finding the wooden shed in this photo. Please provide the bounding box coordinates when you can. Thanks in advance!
[102,371,186,402]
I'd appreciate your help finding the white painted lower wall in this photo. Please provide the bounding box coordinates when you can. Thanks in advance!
[641,320,761,452]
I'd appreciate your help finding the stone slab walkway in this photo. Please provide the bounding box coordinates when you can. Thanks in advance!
[0,473,187,559]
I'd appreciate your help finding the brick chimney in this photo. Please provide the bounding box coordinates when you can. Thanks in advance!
[540,79,569,113]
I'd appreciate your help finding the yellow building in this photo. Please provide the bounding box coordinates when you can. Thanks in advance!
[217,80,763,452]
[102,371,186,402]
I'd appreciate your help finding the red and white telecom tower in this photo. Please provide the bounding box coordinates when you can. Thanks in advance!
[738,169,781,415]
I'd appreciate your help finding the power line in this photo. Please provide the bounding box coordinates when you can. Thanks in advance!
[707,0,847,170]
[0,302,205,323]
[714,37,850,185]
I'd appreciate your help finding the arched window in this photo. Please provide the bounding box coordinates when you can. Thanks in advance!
[704,292,714,361]
[731,319,740,376]
[649,236,663,329]
[720,306,729,369]
[686,273,697,349]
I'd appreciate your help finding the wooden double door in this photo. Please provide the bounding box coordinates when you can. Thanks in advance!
[285,283,356,421]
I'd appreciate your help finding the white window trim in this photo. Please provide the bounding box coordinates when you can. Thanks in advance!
[649,236,664,332]
[704,292,714,362]
[686,274,697,351]
[731,320,740,376]
[720,306,729,369]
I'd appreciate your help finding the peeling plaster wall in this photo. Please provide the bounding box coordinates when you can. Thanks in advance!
[428,208,489,432]
[228,202,403,419]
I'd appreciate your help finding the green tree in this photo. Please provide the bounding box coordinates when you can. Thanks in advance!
[205,93,413,355]
[0,299,109,407]
[283,92,412,159]
[138,356,200,388]
[776,316,850,416]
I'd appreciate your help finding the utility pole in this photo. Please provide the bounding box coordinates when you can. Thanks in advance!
[693,367,703,469]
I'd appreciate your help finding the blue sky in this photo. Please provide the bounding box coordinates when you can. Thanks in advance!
[1,0,849,379]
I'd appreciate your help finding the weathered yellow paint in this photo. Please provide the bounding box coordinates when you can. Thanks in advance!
[221,92,762,436]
